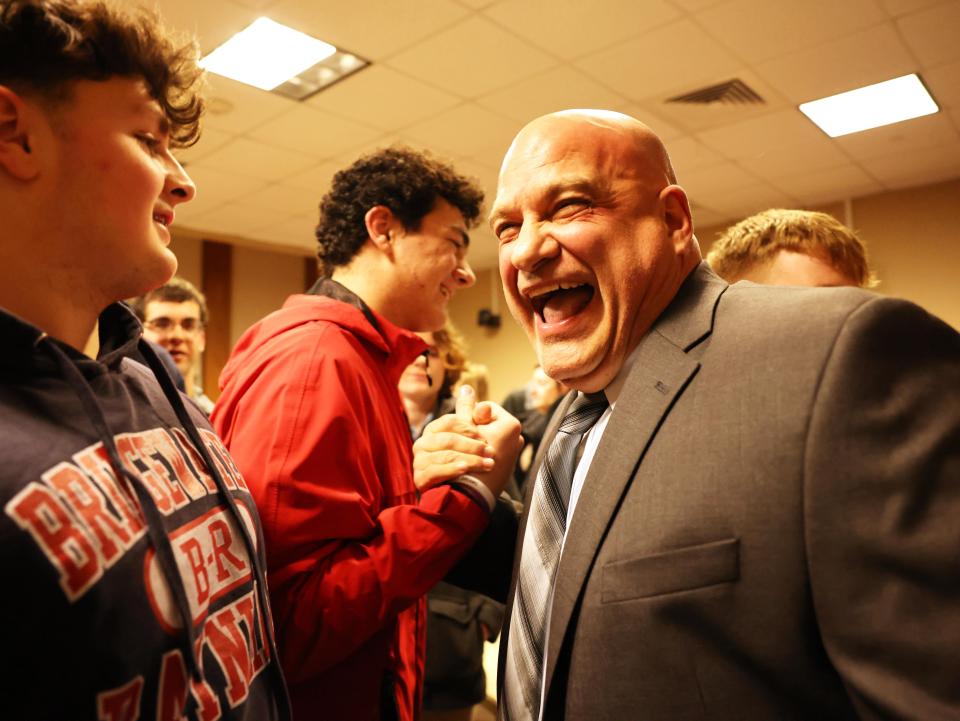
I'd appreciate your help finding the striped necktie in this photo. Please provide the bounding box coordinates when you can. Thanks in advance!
[501,391,609,721]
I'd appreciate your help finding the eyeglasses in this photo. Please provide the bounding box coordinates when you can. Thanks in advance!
[144,316,203,334]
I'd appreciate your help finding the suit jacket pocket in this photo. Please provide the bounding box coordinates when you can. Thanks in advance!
[601,537,739,604]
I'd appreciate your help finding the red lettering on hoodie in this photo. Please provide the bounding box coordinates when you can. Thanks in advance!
[6,480,101,599]
[96,675,143,721]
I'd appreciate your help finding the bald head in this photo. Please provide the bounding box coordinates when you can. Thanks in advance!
[498,109,678,194]
[491,108,700,392]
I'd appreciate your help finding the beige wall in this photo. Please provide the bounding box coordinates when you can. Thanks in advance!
[167,234,202,289]
[697,177,960,330]
[230,245,306,348]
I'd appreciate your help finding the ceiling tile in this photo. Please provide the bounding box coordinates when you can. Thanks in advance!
[201,75,294,135]
[269,0,470,61]
[670,0,728,10]
[475,66,627,123]
[924,59,960,110]
[171,194,227,227]
[306,66,461,130]
[615,104,686,141]
[401,103,520,166]
[897,1,960,67]
[176,162,269,205]
[246,106,384,159]
[701,181,801,219]
[833,112,960,161]
[697,0,886,64]
[386,16,556,98]
[575,19,742,103]
[283,160,345,193]
[770,164,884,205]
[667,136,728,176]
[154,0,257,52]
[696,108,851,179]
[737,138,852,181]
[857,140,960,188]
[679,162,764,204]
[696,108,827,157]
[755,23,915,104]
[481,0,680,61]
[233,183,322,216]
[196,137,320,182]
[175,127,234,169]
[637,69,790,133]
[185,202,293,239]
[880,0,950,17]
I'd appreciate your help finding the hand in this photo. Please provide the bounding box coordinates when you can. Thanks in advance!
[413,398,495,492]
[455,386,523,498]
[412,386,522,496]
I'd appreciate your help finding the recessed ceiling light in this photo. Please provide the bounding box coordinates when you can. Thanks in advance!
[799,74,938,138]
[201,17,370,99]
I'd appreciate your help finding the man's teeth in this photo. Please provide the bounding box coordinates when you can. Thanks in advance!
[153,214,169,226]
[528,281,584,299]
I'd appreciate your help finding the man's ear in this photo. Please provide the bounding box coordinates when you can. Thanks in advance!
[364,205,398,250]
[660,185,694,252]
[0,86,42,181]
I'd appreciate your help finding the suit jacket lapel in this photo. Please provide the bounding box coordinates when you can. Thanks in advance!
[542,263,727,700]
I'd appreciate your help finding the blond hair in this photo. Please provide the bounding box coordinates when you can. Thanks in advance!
[707,209,877,288]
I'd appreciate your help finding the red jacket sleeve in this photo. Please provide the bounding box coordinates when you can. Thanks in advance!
[215,324,491,683]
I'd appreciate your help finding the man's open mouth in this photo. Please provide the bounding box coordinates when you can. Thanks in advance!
[529,283,595,324]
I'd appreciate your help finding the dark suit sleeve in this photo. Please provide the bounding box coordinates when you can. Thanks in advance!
[805,296,960,719]
[444,496,518,603]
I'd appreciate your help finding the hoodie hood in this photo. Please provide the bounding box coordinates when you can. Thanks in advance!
[0,301,142,378]
[220,279,427,394]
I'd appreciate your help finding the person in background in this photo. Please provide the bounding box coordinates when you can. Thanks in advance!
[434,108,959,720]
[399,325,504,721]
[211,147,521,721]
[131,276,214,413]
[0,1,289,718]
[706,208,877,288]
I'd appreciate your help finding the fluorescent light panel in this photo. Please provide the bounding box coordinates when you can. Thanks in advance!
[201,17,337,91]
[799,74,938,138]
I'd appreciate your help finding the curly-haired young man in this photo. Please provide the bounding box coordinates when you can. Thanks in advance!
[0,1,288,718]
[212,147,521,721]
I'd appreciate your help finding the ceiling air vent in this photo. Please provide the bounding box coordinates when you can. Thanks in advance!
[667,79,764,105]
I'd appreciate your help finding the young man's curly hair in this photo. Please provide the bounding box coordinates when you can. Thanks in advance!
[0,0,204,146]
[316,146,485,272]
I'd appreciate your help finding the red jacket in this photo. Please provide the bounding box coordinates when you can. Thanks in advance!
[212,288,491,721]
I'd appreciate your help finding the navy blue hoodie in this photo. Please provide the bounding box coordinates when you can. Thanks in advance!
[0,303,290,720]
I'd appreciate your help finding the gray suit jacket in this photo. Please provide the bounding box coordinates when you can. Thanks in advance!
[499,264,960,720]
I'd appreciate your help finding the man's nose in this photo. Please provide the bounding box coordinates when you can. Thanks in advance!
[511,221,558,271]
[453,257,476,288]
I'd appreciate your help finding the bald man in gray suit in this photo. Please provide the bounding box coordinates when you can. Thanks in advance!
[471,110,960,721]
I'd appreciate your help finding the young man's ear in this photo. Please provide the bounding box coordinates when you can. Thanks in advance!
[364,205,398,250]
[0,86,41,181]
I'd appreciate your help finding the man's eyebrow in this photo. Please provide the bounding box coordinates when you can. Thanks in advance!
[488,177,597,227]
[449,227,470,247]
[137,102,170,135]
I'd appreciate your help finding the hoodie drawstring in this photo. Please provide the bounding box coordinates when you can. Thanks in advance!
[138,340,291,719]
[38,334,290,720]
[40,336,205,681]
